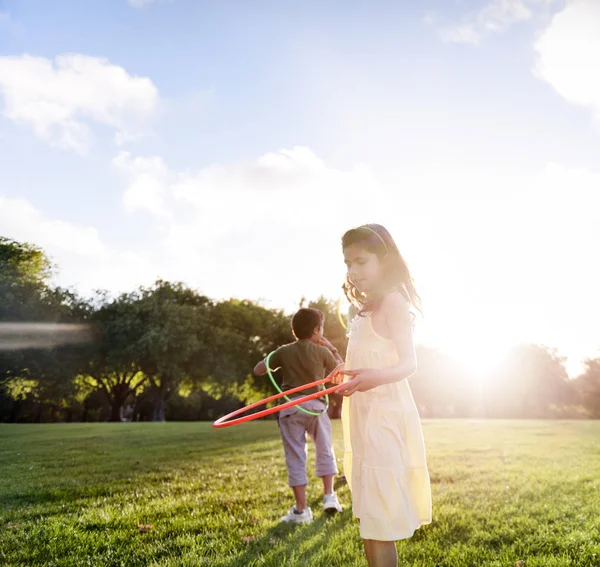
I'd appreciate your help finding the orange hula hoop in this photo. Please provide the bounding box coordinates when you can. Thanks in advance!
[212,363,344,428]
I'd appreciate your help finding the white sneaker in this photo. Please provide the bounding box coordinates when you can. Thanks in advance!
[323,492,343,513]
[279,506,313,525]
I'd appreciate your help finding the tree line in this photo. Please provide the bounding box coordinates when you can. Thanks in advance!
[1,236,600,422]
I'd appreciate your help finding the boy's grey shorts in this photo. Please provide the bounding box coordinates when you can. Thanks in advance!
[277,398,338,487]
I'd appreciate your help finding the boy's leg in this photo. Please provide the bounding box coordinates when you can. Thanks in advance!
[292,485,307,512]
[322,474,334,495]
[307,413,343,512]
[278,412,309,512]
[306,413,338,494]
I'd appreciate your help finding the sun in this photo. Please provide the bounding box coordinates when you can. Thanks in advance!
[443,336,511,383]
[338,291,515,382]
[415,308,515,384]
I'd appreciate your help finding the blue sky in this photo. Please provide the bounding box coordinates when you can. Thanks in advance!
[1,0,600,376]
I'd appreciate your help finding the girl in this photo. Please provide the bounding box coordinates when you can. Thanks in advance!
[335,224,432,567]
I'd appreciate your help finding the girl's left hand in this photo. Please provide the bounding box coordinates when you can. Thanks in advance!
[336,369,381,396]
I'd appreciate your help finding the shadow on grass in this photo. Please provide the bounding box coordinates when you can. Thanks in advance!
[226,477,357,567]
[226,508,356,567]
[0,487,115,511]
[0,434,281,510]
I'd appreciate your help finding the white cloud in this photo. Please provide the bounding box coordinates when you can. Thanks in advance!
[439,25,481,45]
[0,196,105,258]
[113,146,380,305]
[171,146,331,206]
[0,54,159,154]
[433,0,551,45]
[0,195,158,294]
[113,151,170,217]
[534,0,600,121]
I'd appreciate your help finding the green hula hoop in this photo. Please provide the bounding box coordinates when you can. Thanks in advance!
[265,351,329,417]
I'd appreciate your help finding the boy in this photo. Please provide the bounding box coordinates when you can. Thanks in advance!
[253,307,344,524]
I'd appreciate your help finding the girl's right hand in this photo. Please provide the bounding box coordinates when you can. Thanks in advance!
[336,368,381,395]
[330,366,345,385]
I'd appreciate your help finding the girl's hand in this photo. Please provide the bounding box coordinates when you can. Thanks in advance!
[336,368,381,396]
[330,365,345,385]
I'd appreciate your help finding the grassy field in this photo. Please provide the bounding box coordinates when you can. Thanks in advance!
[1,420,600,567]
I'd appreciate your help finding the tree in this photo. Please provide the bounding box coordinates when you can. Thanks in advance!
[76,283,289,423]
[574,356,600,417]
[0,237,93,422]
[0,237,54,321]
[485,344,572,418]
[198,297,292,406]
[0,237,52,281]
[82,292,148,422]
[408,346,475,417]
[132,281,210,421]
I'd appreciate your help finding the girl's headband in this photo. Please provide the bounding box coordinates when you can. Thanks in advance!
[359,225,388,253]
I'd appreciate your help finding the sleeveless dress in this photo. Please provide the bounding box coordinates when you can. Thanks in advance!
[341,308,432,541]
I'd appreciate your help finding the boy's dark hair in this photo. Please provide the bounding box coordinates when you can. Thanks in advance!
[292,308,324,340]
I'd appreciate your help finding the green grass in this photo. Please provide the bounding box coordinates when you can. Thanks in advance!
[1,420,600,567]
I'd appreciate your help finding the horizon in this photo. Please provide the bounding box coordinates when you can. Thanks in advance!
[1,0,599,378]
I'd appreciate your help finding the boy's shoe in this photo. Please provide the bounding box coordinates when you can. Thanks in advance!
[280,506,313,525]
[323,492,343,513]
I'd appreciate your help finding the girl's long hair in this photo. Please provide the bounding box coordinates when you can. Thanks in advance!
[342,223,422,318]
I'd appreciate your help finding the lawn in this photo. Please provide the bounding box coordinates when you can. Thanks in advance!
[1,420,600,567]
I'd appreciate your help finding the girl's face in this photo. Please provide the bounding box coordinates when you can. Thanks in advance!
[343,244,384,294]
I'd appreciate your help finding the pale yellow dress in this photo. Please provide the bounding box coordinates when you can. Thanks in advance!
[342,308,432,541]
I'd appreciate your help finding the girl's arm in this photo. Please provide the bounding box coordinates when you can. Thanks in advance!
[337,291,416,396]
